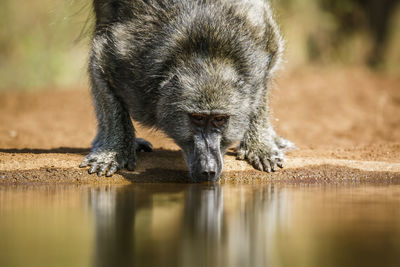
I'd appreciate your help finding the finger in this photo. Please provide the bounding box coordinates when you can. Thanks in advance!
[88,164,99,174]
[236,149,245,160]
[262,158,272,173]
[270,161,277,172]
[106,163,119,177]
[252,157,263,171]
[277,158,285,168]
[97,163,110,177]
[79,158,89,168]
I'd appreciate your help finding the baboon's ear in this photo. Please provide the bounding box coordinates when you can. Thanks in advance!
[160,74,179,89]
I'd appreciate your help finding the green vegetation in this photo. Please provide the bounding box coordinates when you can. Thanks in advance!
[0,0,91,90]
[0,0,399,91]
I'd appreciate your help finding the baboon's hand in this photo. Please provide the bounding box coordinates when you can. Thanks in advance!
[237,137,294,173]
[80,138,152,177]
[80,149,136,177]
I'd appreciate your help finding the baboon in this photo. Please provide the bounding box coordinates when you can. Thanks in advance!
[80,0,294,181]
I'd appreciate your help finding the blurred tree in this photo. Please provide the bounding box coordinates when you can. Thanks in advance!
[0,0,399,91]
[319,0,399,67]
[0,0,91,91]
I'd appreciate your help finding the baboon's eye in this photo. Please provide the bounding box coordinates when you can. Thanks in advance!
[212,115,229,128]
[190,114,207,126]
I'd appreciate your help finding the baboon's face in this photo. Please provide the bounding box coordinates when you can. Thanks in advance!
[157,67,251,182]
[183,113,229,181]
[159,109,234,182]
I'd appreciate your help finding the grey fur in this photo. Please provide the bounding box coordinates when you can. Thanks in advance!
[81,0,294,181]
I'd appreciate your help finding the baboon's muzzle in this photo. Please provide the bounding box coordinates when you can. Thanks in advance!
[189,133,223,182]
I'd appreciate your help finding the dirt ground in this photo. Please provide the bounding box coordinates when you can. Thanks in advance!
[0,67,399,184]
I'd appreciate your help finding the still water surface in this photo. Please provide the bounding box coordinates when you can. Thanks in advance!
[1,182,400,267]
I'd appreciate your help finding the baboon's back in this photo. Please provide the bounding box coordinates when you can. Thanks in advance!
[91,0,282,125]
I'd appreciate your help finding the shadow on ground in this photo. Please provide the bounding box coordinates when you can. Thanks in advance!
[0,147,90,155]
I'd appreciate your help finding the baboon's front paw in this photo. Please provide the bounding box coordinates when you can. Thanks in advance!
[79,150,136,177]
[237,145,283,172]
[237,138,294,173]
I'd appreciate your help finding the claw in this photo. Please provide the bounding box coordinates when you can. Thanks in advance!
[79,162,88,168]
[106,163,118,177]
[262,158,272,173]
[271,161,277,172]
[80,157,91,168]
[252,157,263,171]
[236,149,245,160]
[97,164,109,177]
[265,165,272,173]
[88,164,98,174]
[276,158,284,168]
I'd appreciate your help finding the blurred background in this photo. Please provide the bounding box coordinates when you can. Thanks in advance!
[0,0,399,91]
[1,4,400,266]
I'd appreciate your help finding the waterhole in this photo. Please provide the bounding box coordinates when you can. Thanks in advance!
[1,182,400,267]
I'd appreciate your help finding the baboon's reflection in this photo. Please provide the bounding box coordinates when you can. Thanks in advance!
[89,184,279,267]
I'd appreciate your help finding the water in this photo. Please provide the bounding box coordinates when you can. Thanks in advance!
[1,182,400,267]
